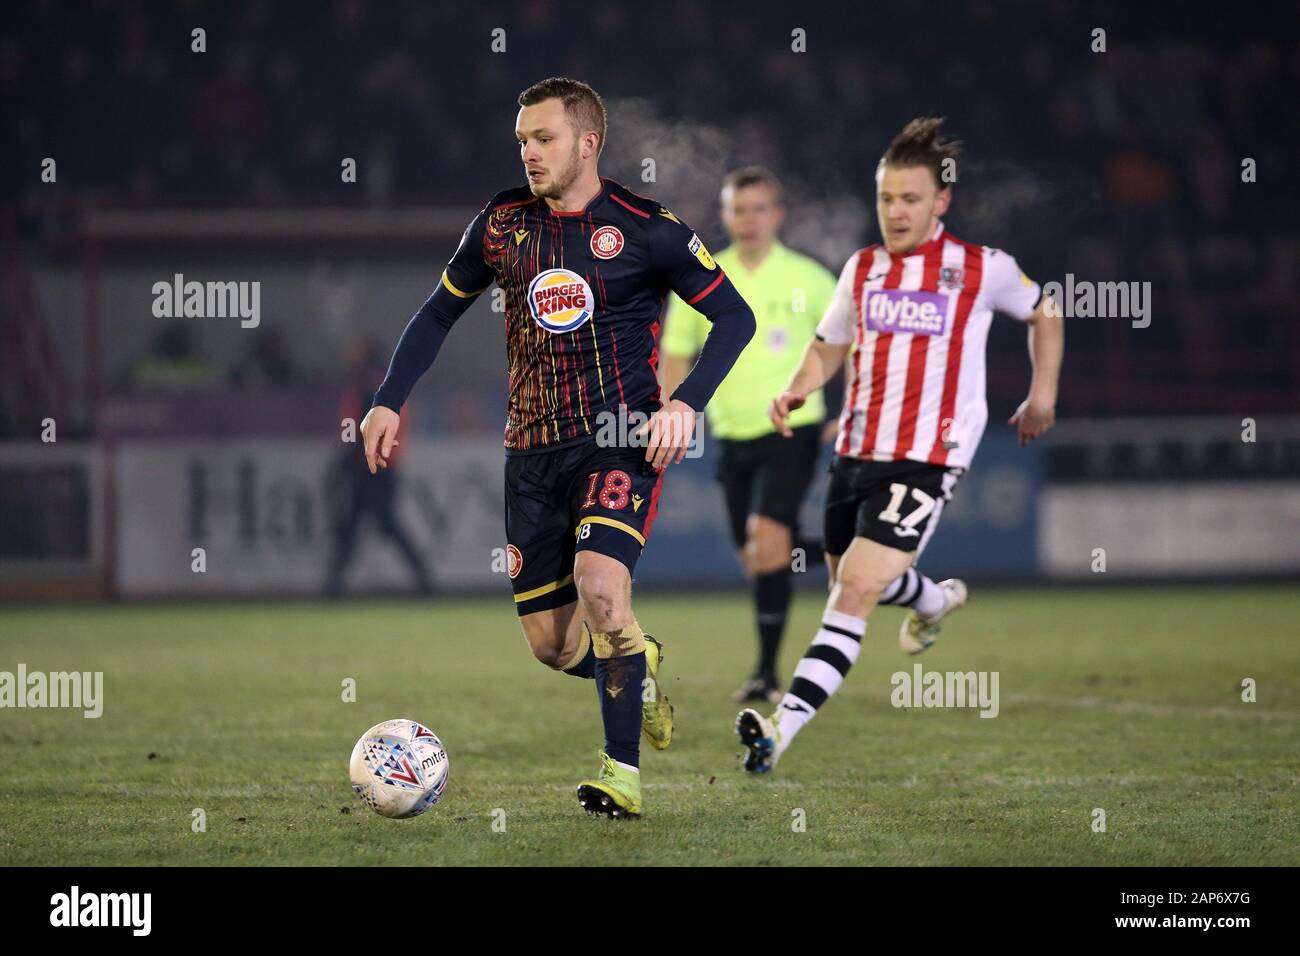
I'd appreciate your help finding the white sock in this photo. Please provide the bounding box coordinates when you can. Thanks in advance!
[773,692,817,752]
[775,609,867,752]
[913,575,947,620]
[880,568,944,619]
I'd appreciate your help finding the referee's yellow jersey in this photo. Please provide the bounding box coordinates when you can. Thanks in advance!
[661,240,836,441]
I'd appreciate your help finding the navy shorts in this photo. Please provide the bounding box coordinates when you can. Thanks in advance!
[504,439,665,616]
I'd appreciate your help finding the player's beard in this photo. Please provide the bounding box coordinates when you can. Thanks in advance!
[532,141,582,199]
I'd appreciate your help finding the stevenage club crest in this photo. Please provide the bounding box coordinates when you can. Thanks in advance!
[528,268,595,333]
[590,225,624,259]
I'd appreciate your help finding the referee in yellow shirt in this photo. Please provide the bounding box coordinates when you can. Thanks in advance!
[660,167,837,704]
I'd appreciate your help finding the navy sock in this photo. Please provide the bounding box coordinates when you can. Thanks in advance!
[755,569,792,680]
[562,641,596,679]
[594,652,646,768]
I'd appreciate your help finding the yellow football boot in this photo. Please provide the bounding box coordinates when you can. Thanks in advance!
[641,634,674,750]
[576,752,642,819]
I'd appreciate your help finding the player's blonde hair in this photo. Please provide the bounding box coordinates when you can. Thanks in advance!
[879,117,964,189]
[518,77,607,156]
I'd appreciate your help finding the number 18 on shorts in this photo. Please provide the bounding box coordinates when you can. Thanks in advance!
[504,442,665,615]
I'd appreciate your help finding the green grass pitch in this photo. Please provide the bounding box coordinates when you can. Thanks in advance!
[1,585,1296,865]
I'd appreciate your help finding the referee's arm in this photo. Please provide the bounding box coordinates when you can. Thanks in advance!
[658,293,703,397]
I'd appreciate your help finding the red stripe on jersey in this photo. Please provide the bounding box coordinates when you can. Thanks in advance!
[647,318,662,405]
[856,253,905,457]
[686,271,726,305]
[927,243,984,465]
[609,194,652,219]
[891,243,945,457]
[608,178,658,208]
[558,340,575,426]
[836,248,875,457]
[642,467,667,540]
[578,266,605,422]
[609,325,626,405]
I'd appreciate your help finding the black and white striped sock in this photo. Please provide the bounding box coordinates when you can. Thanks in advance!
[878,568,946,619]
[775,609,867,747]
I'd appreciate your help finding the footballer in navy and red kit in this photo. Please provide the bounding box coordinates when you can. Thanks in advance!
[372,177,755,615]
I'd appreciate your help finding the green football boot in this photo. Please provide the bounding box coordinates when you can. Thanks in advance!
[641,634,674,750]
[576,751,642,819]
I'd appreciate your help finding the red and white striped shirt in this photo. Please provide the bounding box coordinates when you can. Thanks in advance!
[816,222,1041,470]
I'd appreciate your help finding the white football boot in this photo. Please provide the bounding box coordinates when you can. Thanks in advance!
[735,708,782,773]
[898,578,968,655]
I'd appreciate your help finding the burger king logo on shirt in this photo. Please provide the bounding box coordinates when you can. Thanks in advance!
[527,268,595,333]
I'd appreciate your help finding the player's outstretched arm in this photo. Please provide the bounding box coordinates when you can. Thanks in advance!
[1008,296,1064,446]
[362,281,479,473]
[360,405,401,474]
[771,337,850,437]
[363,206,494,474]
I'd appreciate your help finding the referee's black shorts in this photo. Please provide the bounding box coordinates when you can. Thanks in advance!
[714,424,820,550]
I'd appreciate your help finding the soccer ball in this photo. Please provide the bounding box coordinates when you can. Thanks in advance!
[349,718,450,819]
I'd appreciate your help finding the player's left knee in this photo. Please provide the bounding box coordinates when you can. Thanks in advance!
[575,575,626,630]
[574,553,632,630]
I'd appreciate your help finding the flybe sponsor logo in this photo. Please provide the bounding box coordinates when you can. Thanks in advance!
[863,289,950,336]
[528,269,595,333]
